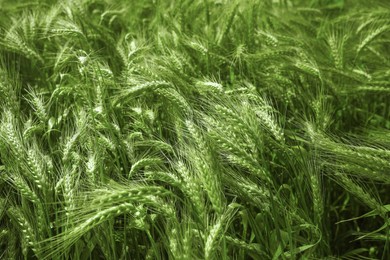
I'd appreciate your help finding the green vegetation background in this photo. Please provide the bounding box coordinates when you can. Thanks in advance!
[0,0,389,259]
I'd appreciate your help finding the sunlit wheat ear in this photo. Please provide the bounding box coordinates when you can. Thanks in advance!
[174,160,205,216]
[208,127,270,182]
[7,206,40,257]
[254,107,284,142]
[155,88,192,115]
[1,29,43,62]
[310,168,323,224]
[185,119,224,215]
[222,170,270,208]
[202,102,272,183]
[121,80,172,98]
[205,203,238,260]
[356,23,389,56]
[0,111,25,160]
[0,68,21,114]
[62,132,80,162]
[26,147,46,190]
[62,165,78,218]
[333,172,386,217]
[195,80,224,93]
[128,157,162,178]
[42,182,174,258]
[257,30,279,47]
[307,124,390,182]
[43,203,138,259]
[225,236,264,257]
[326,26,347,69]
[10,175,39,203]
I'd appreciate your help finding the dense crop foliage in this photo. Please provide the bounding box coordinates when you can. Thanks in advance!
[0,0,389,259]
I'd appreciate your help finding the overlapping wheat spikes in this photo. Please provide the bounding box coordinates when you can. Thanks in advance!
[0,0,389,259]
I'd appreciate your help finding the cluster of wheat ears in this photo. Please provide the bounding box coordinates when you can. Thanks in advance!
[0,0,389,259]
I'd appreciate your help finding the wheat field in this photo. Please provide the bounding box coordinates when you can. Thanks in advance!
[0,0,389,259]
